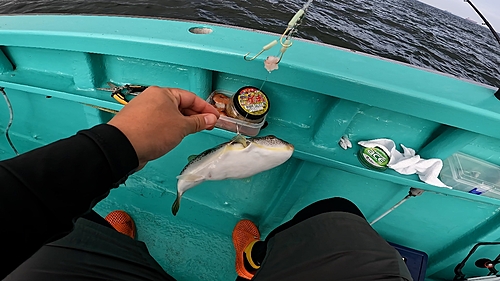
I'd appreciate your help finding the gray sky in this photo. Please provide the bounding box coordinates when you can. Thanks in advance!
[418,0,500,29]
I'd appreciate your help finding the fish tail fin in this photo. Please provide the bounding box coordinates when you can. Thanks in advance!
[171,192,182,216]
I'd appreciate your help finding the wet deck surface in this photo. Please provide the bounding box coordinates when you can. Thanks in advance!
[95,192,237,281]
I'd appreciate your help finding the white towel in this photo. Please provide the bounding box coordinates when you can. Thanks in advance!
[358,138,450,188]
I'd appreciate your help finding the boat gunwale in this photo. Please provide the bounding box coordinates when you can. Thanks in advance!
[0,13,496,91]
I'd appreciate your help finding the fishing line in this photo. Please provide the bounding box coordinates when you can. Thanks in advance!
[0,87,19,155]
[259,75,269,91]
[236,122,241,135]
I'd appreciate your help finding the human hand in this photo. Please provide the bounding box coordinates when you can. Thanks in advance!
[108,86,220,169]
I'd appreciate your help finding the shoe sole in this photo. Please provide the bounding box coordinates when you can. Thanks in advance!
[232,219,260,280]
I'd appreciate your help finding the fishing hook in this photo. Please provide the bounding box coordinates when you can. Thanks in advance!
[244,40,278,61]
[243,2,307,62]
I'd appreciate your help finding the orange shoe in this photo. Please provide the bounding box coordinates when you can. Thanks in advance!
[105,210,136,239]
[232,219,260,280]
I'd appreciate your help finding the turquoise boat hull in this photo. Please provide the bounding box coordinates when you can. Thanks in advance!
[1,15,500,280]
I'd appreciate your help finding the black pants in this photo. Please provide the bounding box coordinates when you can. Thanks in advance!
[4,211,175,281]
[246,198,412,281]
[236,197,365,281]
[5,198,410,281]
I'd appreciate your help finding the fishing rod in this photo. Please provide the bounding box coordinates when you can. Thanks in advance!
[463,0,500,99]
[464,0,500,47]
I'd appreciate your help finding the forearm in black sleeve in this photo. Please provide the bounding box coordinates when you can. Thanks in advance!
[0,124,139,278]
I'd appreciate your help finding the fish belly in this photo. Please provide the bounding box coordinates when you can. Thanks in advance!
[177,142,292,194]
[201,144,292,180]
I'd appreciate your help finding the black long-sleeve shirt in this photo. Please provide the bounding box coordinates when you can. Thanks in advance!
[0,124,138,279]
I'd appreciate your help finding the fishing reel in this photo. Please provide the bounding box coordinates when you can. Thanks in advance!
[453,242,500,280]
[474,257,500,276]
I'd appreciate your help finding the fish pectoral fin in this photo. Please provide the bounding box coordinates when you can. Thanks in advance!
[176,174,205,182]
[187,154,198,162]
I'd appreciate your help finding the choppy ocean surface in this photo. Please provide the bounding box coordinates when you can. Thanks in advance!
[0,0,499,87]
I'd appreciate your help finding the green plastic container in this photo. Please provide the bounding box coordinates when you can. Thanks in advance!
[357,147,390,171]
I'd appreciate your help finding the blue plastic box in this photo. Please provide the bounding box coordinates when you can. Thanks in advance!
[390,242,428,281]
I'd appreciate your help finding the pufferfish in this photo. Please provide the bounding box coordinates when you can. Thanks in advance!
[172,134,294,216]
